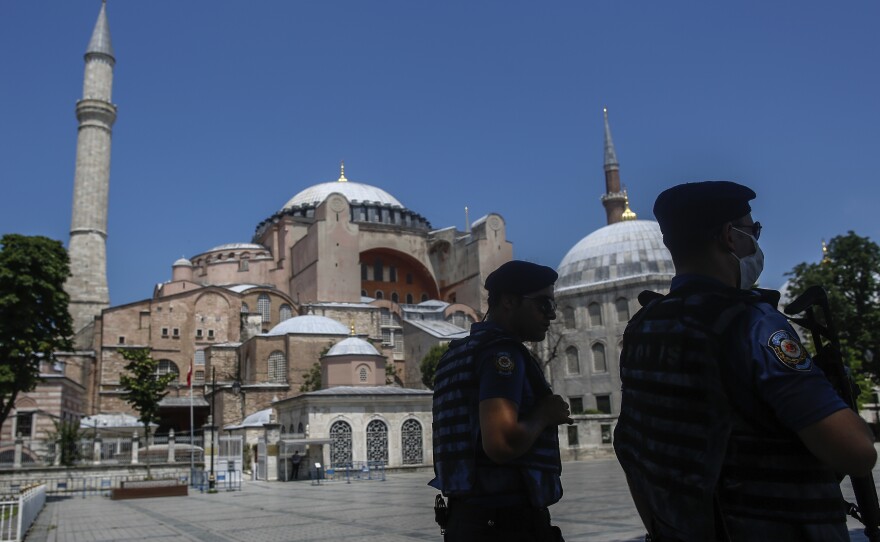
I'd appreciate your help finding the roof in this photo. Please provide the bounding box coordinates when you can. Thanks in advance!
[207,243,267,253]
[282,181,403,210]
[224,284,263,294]
[265,315,349,336]
[223,408,273,430]
[158,396,209,408]
[556,220,675,292]
[303,386,432,397]
[86,3,113,59]
[81,413,152,429]
[404,319,469,339]
[325,337,381,357]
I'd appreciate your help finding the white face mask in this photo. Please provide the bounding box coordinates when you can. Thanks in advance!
[730,228,764,289]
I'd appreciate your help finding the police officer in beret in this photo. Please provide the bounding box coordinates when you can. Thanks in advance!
[430,260,572,541]
[614,181,877,541]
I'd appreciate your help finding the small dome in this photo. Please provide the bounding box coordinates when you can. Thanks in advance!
[556,220,675,292]
[173,257,192,267]
[282,181,403,210]
[265,315,349,336]
[326,337,381,357]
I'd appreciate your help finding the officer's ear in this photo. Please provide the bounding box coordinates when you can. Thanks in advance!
[717,222,737,253]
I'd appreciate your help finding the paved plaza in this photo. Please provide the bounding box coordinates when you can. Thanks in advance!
[24,458,878,541]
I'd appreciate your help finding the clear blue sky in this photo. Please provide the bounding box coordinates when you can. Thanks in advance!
[1,1,878,306]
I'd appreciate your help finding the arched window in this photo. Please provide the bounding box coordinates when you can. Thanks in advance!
[562,306,576,329]
[566,346,580,375]
[615,298,630,323]
[279,304,293,322]
[361,290,368,297]
[156,360,179,382]
[329,421,352,468]
[366,419,388,465]
[401,419,423,465]
[257,294,271,323]
[297,422,304,434]
[375,290,384,300]
[421,294,428,302]
[391,292,399,303]
[389,266,397,282]
[592,343,607,373]
[588,303,603,326]
[358,366,369,383]
[240,302,249,314]
[268,351,287,383]
[406,294,413,304]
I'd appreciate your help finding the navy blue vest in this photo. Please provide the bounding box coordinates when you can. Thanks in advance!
[430,325,562,507]
[615,288,845,540]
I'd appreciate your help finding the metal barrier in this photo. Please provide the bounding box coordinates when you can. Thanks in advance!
[310,461,386,485]
[0,474,189,498]
[0,484,46,542]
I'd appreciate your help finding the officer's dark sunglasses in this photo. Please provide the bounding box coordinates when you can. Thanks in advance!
[732,221,762,241]
[521,294,557,316]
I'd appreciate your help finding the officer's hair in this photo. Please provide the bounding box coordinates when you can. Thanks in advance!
[665,227,721,263]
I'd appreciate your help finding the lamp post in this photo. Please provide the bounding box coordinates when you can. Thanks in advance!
[209,367,216,491]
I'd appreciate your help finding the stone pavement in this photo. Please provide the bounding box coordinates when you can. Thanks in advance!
[23,459,879,541]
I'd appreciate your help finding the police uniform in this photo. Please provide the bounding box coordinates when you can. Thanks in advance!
[615,181,853,542]
[430,261,563,542]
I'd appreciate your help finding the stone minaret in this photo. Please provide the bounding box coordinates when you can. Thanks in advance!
[67,1,116,336]
[600,108,627,225]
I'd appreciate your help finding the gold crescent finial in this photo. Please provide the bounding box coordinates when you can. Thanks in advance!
[350,322,355,336]
[621,188,637,221]
[338,161,347,182]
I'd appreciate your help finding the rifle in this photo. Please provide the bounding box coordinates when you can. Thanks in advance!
[785,285,880,541]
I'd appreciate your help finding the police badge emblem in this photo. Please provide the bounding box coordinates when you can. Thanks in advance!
[768,330,811,371]
[494,352,515,376]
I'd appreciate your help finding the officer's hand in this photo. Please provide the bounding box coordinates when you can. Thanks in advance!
[537,394,574,426]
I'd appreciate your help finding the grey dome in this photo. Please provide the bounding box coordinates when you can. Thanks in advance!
[282,181,403,210]
[265,315,349,336]
[326,337,381,357]
[556,220,674,292]
[173,257,192,267]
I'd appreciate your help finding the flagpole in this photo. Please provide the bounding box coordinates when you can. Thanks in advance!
[189,364,194,486]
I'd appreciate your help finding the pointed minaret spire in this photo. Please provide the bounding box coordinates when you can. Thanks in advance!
[86,1,114,60]
[338,161,348,182]
[464,206,470,233]
[603,108,619,171]
[66,2,118,339]
[600,108,627,225]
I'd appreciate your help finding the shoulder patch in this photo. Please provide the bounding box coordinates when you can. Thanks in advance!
[768,330,811,371]
[493,352,516,376]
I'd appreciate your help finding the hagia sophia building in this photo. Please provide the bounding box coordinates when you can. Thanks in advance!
[2,3,674,468]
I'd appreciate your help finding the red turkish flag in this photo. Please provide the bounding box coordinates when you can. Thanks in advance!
[186,363,193,388]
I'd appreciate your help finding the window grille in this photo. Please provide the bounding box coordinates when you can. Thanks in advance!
[329,421,352,468]
[359,367,368,382]
[156,360,180,381]
[596,395,612,414]
[401,419,423,465]
[567,425,579,446]
[194,350,205,366]
[241,303,249,313]
[268,351,287,383]
[366,420,388,465]
[279,304,293,321]
[563,306,576,329]
[257,294,271,323]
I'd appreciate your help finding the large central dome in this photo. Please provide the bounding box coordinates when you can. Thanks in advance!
[556,220,674,292]
[282,176,403,211]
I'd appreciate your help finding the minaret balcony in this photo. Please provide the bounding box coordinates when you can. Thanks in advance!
[75,99,117,126]
[600,191,627,203]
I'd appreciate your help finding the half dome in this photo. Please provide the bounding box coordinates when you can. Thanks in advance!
[326,337,381,357]
[282,181,403,211]
[556,220,674,292]
[265,315,349,336]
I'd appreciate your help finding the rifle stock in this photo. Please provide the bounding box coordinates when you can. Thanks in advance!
[786,286,880,541]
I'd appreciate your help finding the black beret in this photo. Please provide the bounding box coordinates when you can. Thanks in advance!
[485,260,558,296]
[653,181,756,242]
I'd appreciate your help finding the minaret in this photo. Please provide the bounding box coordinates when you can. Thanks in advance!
[66,1,116,336]
[600,108,627,225]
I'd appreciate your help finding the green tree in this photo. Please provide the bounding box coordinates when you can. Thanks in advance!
[300,362,322,392]
[0,235,73,431]
[420,343,449,390]
[119,348,176,477]
[47,419,86,467]
[785,231,880,403]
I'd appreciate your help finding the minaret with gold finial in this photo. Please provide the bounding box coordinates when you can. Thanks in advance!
[821,239,831,264]
[600,108,628,225]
